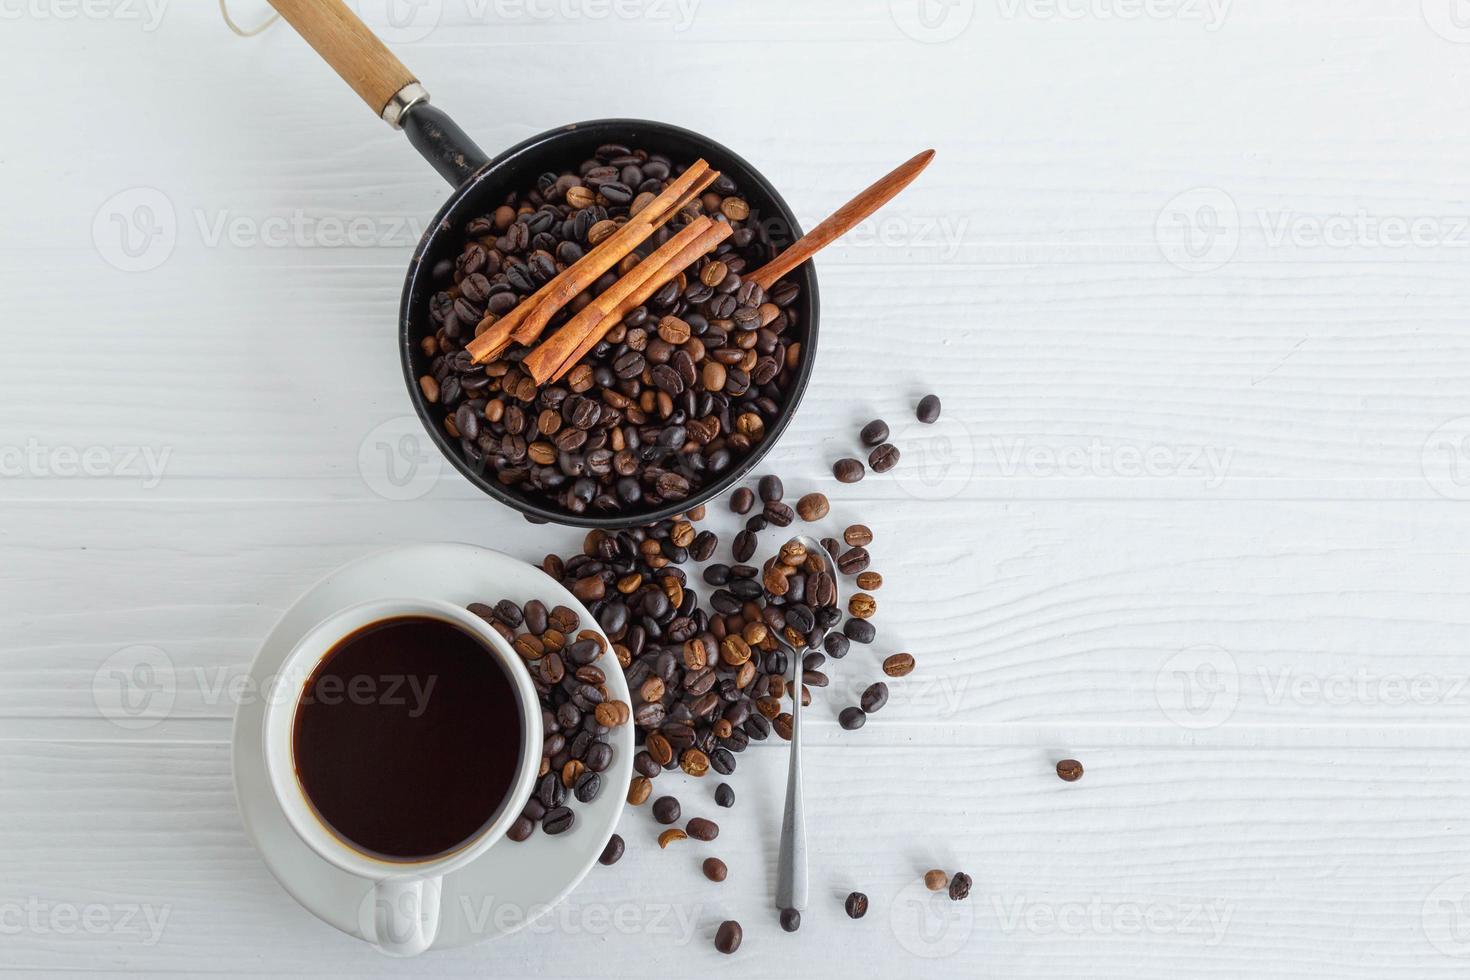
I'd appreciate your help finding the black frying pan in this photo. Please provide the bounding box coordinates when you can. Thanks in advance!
[267,1,819,528]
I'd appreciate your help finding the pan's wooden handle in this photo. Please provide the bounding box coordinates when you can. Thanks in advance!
[267,0,420,123]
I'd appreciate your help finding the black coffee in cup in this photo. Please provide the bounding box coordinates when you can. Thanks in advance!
[292,616,523,862]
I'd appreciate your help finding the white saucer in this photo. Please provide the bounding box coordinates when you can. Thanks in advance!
[231,543,634,950]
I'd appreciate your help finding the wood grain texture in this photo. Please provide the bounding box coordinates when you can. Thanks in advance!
[266,0,418,117]
[3,0,1470,974]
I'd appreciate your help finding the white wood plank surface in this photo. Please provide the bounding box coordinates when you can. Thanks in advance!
[3,0,1470,975]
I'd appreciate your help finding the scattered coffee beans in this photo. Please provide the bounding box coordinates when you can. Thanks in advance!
[652,796,682,824]
[687,817,719,841]
[925,869,949,891]
[796,492,830,521]
[715,783,735,808]
[860,419,889,446]
[843,618,875,643]
[758,475,784,502]
[1056,759,1084,782]
[839,706,866,730]
[868,443,900,473]
[860,682,889,713]
[780,907,801,932]
[948,872,972,901]
[845,892,869,919]
[917,393,942,423]
[833,458,865,483]
[715,920,743,954]
[703,857,728,882]
[599,834,625,866]
[730,487,755,514]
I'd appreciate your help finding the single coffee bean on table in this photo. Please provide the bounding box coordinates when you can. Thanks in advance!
[843,524,874,547]
[844,618,876,643]
[860,419,890,447]
[715,782,735,808]
[652,795,682,824]
[925,869,949,891]
[833,458,865,483]
[730,487,755,515]
[796,492,830,521]
[839,706,867,730]
[883,652,916,676]
[703,857,728,882]
[849,593,877,619]
[598,834,625,866]
[657,828,688,848]
[856,570,882,591]
[868,443,900,473]
[780,907,801,932]
[715,920,743,954]
[1056,759,1084,782]
[837,546,870,575]
[917,393,942,423]
[687,817,719,841]
[845,892,869,919]
[758,474,784,502]
[949,872,972,901]
[860,682,889,713]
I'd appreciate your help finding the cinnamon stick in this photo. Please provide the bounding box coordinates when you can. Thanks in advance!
[466,160,714,364]
[545,220,734,385]
[521,217,715,383]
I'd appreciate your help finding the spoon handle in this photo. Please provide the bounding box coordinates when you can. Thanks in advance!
[747,148,936,292]
[776,649,807,911]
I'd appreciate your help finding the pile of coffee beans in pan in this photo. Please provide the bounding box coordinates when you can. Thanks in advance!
[832,393,941,483]
[420,144,807,517]
[468,598,630,842]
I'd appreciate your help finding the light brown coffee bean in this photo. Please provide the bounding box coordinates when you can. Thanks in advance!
[844,524,874,546]
[627,775,652,806]
[849,593,877,619]
[883,653,915,677]
[856,570,883,590]
[925,869,949,891]
[681,748,710,777]
[796,492,830,521]
[658,828,688,848]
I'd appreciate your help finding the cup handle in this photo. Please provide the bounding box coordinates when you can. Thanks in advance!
[370,875,441,957]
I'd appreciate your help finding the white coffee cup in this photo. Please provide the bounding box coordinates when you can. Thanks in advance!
[262,597,541,956]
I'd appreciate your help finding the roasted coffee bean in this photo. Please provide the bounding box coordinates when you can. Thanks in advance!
[574,771,603,802]
[844,892,869,919]
[843,618,876,643]
[714,920,742,954]
[508,816,534,842]
[628,775,652,805]
[780,907,801,932]
[1056,759,1084,782]
[837,547,870,575]
[833,458,865,483]
[849,593,877,619]
[730,487,755,514]
[658,828,688,848]
[687,817,719,841]
[598,834,625,866]
[839,706,867,730]
[925,869,949,891]
[883,652,916,676]
[543,807,575,835]
[868,443,900,473]
[824,632,851,659]
[652,795,682,824]
[732,530,757,562]
[948,872,972,901]
[692,530,719,561]
[844,524,874,546]
[703,857,728,882]
[860,682,889,713]
[917,393,942,423]
[856,570,883,590]
[715,782,735,808]
[758,474,784,502]
[796,492,829,521]
[763,501,795,527]
[860,419,890,446]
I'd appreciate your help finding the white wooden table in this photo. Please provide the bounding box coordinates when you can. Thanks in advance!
[4,0,1470,975]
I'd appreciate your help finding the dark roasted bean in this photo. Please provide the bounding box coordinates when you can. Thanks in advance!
[1056,759,1084,782]
[730,487,755,514]
[845,892,869,919]
[868,443,900,473]
[715,782,735,808]
[687,817,719,841]
[917,393,942,423]
[703,857,728,882]
[598,834,624,866]
[860,419,890,446]
[839,706,867,730]
[652,795,682,824]
[860,682,889,713]
[714,920,742,954]
[949,872,972,901]
[833,458,865,483]
[758,474,784,502]
[543,807,575,835]
[780,907,801,932]
[844,618,876,643]
[796,493,829,521]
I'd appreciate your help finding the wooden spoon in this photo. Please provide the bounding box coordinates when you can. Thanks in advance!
[746,148,936,292]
